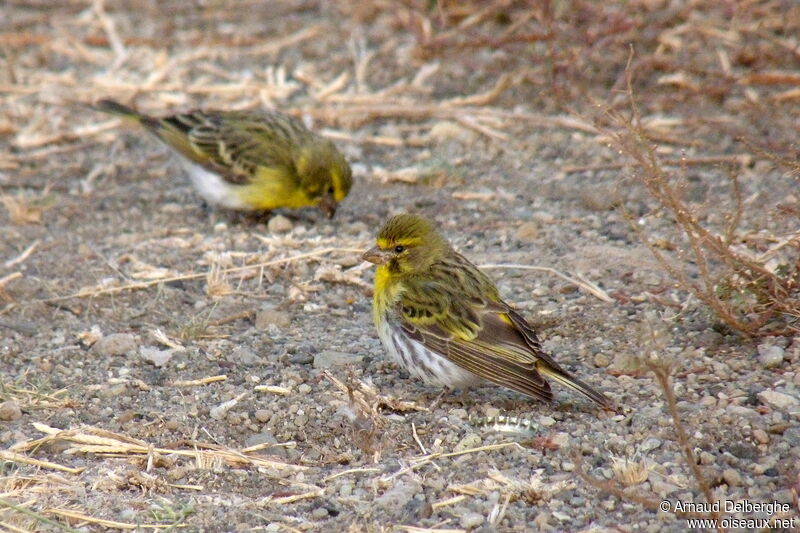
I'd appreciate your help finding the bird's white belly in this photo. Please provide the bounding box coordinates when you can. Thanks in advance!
[181,161,249,210]
[377,317,481,389]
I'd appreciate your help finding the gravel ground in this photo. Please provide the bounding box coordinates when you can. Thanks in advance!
[2,2,799,532]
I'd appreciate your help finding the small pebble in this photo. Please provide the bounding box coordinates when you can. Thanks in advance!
[758,343,785,368]
[699,451,716,465]
[551,432,570,447]
[782,427,800,448]
[98,383,128,399]
[454,433,482,452]
[429,120,475,143]
[581,185,618,211]
[91,333,137,357]
[601,498,616,511]
[484,407,500,418]
[722,468,743,487]
[752,428,769,444]
[230,346,258,365]
[311,507,328,520]
[450,408,468,420]
[117,410,137,424]
[727,404,758,417]
[298,384,312,394]
[699,396,717,407]
[539,415,556,427]
[255,409,271,423]
[594,353,610,367]
[514,222,539,242]
[139,346,173,367]
[0,401,22,421]
[268,214,293,233]
[119,509,138,521]
[650,478,682,498]
[255,308,290,330]
[728,441,759,460]
[289,353,314,365]
[313,350,363,369]
[244,431,279,449]
[758,390,799,411]
[460,512,484,529]
[640,437,662,453]
[375,481,420,510]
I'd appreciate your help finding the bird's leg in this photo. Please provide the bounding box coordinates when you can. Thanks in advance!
[226,209,272,225]
[246,209,273,225]
[280,210,318,225]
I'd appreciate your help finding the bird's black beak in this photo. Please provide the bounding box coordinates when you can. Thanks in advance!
[362,246,391,265]
[318,195,337,219]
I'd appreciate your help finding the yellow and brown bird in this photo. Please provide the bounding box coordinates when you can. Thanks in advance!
[94,100,352,217]
[363,213,615,410]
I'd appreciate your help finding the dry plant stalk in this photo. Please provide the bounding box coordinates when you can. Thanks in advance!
[10,423,306,472]
[572,456,719,522]
[599,68,799,337]
[573,317,724,530]
[0,497,83,533]
[391,0,552,59]
[205,255,234,298]
[0,272,23,302]
[1,193,50,224]
[324,369,429,460]
[609,454,649,486]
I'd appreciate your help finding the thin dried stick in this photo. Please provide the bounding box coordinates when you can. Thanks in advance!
[46,508,177,530]
[0,498,80,533]
[92,0,126,65]
[171,375,227,387]
[649,365,719,523]
[0,272,22,291]
[561,154,752,174]
[262,488,324,505]
[13,425,305,472]
[381,442,524,482]
[480,263,613,303]
[0,450,83,474]
[4,240,39,268]
[42,247,363,302]
[304,104,597,134]
[322,467,381,482]
[571,453,716,521]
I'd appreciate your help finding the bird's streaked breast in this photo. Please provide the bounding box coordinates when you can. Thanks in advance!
[377,314,481,389]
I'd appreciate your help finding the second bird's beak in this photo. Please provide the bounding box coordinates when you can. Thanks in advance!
[362,246,391,265]
[318,195,337,219]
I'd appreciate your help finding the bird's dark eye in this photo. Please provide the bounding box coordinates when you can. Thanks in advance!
[394,245,405,253]
[328,186,334,194]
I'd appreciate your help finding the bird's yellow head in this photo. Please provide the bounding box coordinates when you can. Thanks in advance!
[362,213,450,276]
[297,142,352,218]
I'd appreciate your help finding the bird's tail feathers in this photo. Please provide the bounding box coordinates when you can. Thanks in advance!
[537,362,618,412]
[93,99,146,124]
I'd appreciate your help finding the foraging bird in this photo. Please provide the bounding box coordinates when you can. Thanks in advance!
[363,213,615,410]
[93,100,352,218]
